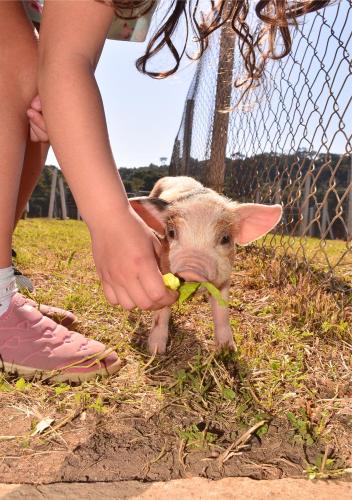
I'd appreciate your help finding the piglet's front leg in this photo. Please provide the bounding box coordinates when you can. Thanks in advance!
[148,306,171,354]
[209,283,235,351]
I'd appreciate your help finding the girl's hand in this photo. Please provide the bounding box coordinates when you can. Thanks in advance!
[91,205,178,310]
[27,95,49,142]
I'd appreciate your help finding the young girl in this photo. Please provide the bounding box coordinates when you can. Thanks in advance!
[0,0,332,382]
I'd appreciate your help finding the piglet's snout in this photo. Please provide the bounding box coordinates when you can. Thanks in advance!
[171,251,217,283]
[177,270,208,282]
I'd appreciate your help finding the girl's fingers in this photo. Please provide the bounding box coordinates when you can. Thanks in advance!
[138,265,178,309]
[27,109,47,132]
[102,281,119,306]
[30,94,42,111]
[104,281,137,310]
[29,120,49,142]
[112,285,136,310]
[29,126,40,142]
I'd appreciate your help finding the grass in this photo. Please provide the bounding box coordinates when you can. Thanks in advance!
[2,218,351,481]
[261,233,352,284]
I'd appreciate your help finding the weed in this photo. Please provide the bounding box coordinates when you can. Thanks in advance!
[178,424,218,449]
[287,410,314,445]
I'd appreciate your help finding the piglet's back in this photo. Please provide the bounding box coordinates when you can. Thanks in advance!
[149,176,207,203]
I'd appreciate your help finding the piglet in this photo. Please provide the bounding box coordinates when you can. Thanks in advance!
[130,176,282,354]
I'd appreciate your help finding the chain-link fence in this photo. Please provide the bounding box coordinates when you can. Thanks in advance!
[170,1,352,297]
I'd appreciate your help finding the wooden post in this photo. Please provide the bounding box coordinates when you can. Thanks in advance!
[321,202,335,240]
[347,155,352,240]
[275,176,282,204]
[181,99,194,176]
[205,4,235,193]
[300,169,312,236]
[308,207,314,237]
[58,175,68,219]
[48,168,58,218]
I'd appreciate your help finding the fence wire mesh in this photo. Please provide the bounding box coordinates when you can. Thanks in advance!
[170,0,352,298]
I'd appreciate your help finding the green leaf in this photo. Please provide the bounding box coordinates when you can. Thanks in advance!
[178,282,200,304]
[222,387,236,400]
[15,378,31,392]
[256,423,269,438]
[162,272,227,307]
[201,282,228,307]
[54,383,70,396]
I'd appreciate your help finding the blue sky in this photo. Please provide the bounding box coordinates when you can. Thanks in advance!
[47,37,196,168]
[47,1,351,169]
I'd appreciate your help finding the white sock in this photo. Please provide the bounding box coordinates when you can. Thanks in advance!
[0,266,18,317]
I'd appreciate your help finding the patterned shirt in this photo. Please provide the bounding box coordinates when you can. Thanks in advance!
[22,0,158,42]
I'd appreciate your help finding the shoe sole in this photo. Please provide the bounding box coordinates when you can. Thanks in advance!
[1,358,123,383]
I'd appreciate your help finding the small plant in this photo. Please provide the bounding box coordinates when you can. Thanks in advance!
[287,410,314,445]
[178,424,218,449]
[15,378,31,392]
[304,453,346,480]
[89,396,106,414]
[54,383,71,396]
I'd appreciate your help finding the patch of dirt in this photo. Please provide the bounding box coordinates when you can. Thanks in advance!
[0,404,339,484]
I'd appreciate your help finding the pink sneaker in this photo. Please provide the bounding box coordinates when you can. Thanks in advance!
[24,297,77,327]
[0,293,122,383]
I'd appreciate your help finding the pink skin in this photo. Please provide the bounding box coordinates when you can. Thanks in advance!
[1,0,176,311]
[130,176,282,354]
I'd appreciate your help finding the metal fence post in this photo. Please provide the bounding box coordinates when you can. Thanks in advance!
[300,169,312,236]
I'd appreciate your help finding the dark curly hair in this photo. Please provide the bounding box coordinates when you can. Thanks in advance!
[101,1,335,89]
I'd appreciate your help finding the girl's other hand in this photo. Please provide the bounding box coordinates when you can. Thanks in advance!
[27,94,49,142]
[91,205,178,310]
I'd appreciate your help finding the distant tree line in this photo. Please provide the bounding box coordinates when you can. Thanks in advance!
[28,154,351,240]
[28,163,169,219]
[170,151,352,240]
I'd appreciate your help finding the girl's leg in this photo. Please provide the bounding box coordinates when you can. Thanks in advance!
[14,138,49,225]
[0,1,121,381]
[0,0,38,267]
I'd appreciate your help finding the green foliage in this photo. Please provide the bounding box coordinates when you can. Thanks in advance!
[54,383,71,396]
[178,282,200,304]
[305,454,339,480]
[178,424,218,449]
[29,164,169,218]
[287,410,314,445]
[15,378,31,392]
[119,164,169,194]
[163,272,228,306]
[89,397,106,414]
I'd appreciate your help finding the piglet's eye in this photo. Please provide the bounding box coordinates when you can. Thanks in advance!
[168,228,175,239]
[220,235,231,245]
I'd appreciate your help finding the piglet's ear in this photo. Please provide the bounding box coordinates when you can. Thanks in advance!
[233,203,282,245]
[129,197,169,236]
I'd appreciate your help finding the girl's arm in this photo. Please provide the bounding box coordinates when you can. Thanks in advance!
[38,0,176,310]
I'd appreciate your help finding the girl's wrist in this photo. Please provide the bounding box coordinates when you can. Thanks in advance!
[85,199,134,233]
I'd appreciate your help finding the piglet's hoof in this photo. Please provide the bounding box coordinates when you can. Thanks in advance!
[215,338,237,353]
[148,338,167,355]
